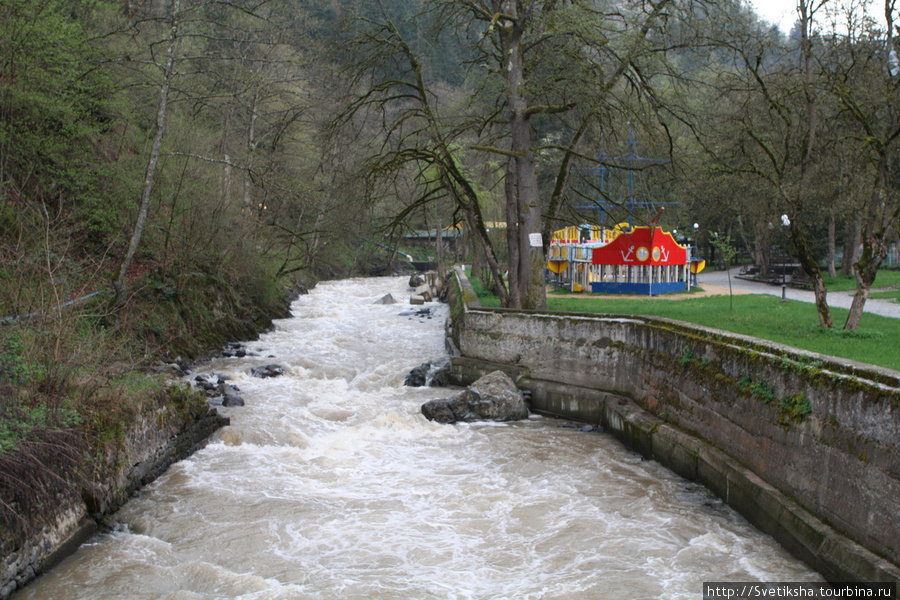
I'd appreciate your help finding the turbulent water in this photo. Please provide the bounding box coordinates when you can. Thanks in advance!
[17,277,820,600]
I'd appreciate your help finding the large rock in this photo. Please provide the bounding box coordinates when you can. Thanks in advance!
[421,370,529,424]
[218,383,245,407]
[251,364,284,378]
[404,358,451,387]
[414,284,433,301]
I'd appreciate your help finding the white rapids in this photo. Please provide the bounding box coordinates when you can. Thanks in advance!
[16,276,820,599]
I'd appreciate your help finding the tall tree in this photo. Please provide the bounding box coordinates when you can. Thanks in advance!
[701,0,836,327]
[821,0,900,329]
[336,0,679,308]
[113,0,183,308]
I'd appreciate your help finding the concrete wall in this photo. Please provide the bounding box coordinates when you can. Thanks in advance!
[447,268,900,583]
[1,396,227,599]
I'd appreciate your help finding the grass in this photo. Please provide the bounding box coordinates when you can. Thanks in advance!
[743,270,900,291]
[467,274,900,371]
[868,290,900,302]
[823,270,900,291]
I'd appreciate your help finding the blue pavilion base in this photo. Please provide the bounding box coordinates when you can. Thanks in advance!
[591,281,687,296]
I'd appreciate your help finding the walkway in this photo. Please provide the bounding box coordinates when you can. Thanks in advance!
[698,267,900,320]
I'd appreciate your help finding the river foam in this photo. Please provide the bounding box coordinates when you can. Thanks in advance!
[16,276,820,599]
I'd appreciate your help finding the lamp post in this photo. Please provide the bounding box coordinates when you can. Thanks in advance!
[691,223,700,287]
[780,214,790,299]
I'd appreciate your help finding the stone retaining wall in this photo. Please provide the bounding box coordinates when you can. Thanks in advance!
[0,395,227,599]
[447,268,900,583]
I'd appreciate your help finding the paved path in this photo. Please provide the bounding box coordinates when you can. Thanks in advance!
[697,268,900,319]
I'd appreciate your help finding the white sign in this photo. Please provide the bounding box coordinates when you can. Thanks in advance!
[529,233,543,247]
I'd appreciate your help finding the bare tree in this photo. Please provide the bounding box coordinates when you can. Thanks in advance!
[113,0,183,308]
[822,0,900,329]
[335,0,679,308]
[702,0,836,327]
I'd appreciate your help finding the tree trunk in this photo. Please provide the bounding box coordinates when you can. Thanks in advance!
[846,182,890,329]
[244,89,259,210]
[501,1,545,310]
[841,212,862,275]
[754,219,771,277]
[845,2,900,328]
[787,0,830,328]
[789,217,832,328]
[220,106,233,207]
[113,0,181,308]
[827,211,837,278]
[505,159,521,308]
[846,239,884,330]
[383,12,511,306]
[845,264,874,330]
[435,206,444,271]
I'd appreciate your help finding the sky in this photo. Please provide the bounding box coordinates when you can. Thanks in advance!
[749,0,889,33]
[750,0,797,32]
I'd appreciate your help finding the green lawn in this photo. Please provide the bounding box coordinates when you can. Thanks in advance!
[868,290,900,302]
[468,275,900,371]
[823,270,900,291]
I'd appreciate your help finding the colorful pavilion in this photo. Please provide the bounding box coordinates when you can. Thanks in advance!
[547,224,701,295]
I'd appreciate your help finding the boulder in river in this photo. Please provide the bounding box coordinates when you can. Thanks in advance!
[218,383,246,407]
[404,358,451,387]
[251,364,284,378]
[221,342,248,358]
[374,293,397,305]
[421,370,529,424]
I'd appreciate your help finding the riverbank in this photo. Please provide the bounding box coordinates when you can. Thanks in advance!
[0,277,309,599]
[1,385,228,599]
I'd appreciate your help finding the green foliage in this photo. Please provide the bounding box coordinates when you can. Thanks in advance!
[710,233,739,266]
[0,400,81,455]
[747,379,777,404]
[164,383,206,422]
[0,0,115,217]
[779,392,812,422]
[0,331,37,387]
[466,269,503,304]
[0,331,81,454]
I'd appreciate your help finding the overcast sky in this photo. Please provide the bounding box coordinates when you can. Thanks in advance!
[750,0,796,32]
[749,0,890,33]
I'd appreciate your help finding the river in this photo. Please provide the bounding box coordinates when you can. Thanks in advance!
[16,276,820,599]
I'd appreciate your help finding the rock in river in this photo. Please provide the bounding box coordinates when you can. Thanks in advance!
[421,370,529,424]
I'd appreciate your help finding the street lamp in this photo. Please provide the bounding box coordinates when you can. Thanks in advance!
[780,214,790,291]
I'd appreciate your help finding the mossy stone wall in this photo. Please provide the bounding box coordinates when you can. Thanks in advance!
[447,269,900,582]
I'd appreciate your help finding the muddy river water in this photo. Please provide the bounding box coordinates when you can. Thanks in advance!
[16,276,819,599]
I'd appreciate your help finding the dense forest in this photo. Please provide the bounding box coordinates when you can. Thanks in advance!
[1,0,899,547]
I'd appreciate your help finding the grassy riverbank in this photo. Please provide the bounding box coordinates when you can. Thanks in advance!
[469,275,900,371]
[0,265,299,555]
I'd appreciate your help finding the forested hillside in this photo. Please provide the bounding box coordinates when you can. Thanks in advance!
[2,0,899,557]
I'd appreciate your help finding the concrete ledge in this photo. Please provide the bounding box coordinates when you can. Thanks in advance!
[41,517,97,574]
[1,403,228,599]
